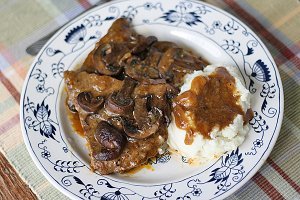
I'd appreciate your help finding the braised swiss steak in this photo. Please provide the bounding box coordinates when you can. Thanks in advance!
[64,18,206,174]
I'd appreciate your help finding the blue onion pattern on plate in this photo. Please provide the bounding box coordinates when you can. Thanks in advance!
[20,0,283,199]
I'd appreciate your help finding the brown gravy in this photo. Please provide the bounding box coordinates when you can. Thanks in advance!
[124,163,154,175]
[67,109,85,137]
[173,67,253,144]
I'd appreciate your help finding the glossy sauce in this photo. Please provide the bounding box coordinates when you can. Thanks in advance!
[173,67,253,144]
[66,107,85,137]
[124,163,154,175]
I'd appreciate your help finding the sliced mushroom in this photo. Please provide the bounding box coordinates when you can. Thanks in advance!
[143,48,163,68]
[133,84,178,125]
[158,47,206,85]
[132,35,157,56]
[172,48,205,71]
[94,121,126,161]
[93,43,129,75]
[77,92,104,113]
[103,43,132,66]
[127,50,166,85]
[121,112,161,140]
[106,116,123,130]
[121,118,140,138]
[134,96,157,128]
[120,96,162,139]
[105,77,136,116]
[152,93,172,125]
[125,61,161,82]
[171,63,194,73]
[157,48,178,81]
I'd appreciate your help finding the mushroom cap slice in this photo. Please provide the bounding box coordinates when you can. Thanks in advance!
[94,121,126,161]
[104,77,136,116]
[121,113,161,140]
[131,35,158,56]
[77,92,104,113]
[125,62,161,83]
[133,83,178,126]
[105,92,134,116]
[93,43,124,76]
[158,47,206,86]
[121,96,163,140]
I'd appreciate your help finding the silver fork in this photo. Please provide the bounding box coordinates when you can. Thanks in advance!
[26,0,111,56]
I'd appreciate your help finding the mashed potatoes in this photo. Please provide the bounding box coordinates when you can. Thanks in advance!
[167,65,251,164]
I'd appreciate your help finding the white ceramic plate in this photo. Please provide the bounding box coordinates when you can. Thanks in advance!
[20,0,284,199]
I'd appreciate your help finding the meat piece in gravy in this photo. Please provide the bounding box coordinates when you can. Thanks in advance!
[64,71,168,174]
[63,18,207,174]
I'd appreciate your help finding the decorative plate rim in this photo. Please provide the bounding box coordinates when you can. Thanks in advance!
[20,0,284,199]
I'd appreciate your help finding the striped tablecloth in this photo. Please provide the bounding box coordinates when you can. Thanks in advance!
[0,0,299,199]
